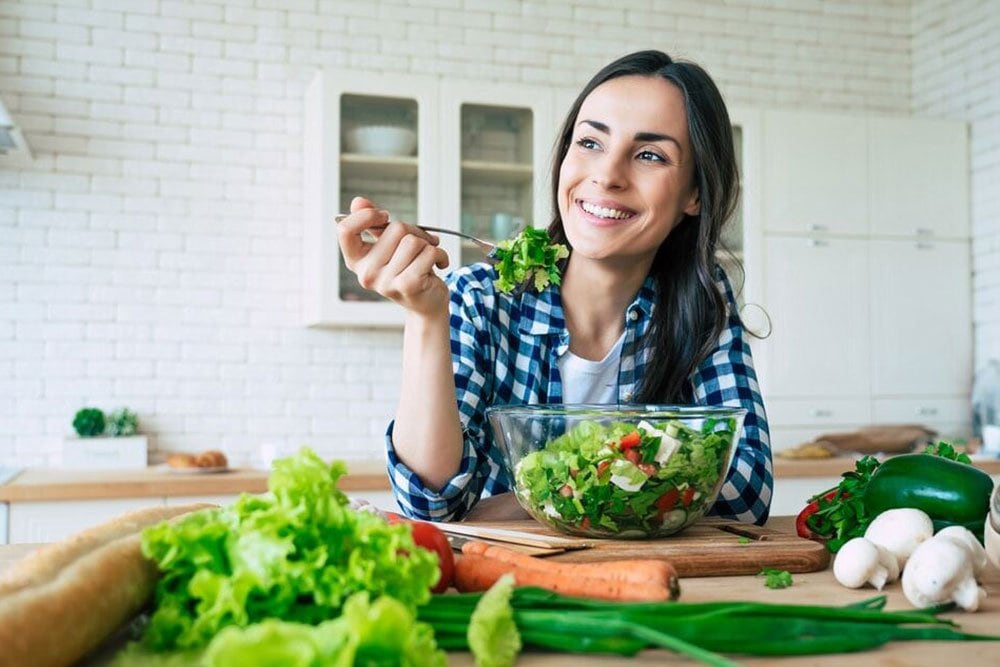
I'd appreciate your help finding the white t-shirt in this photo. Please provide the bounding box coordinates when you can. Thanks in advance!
[557,332,625,404]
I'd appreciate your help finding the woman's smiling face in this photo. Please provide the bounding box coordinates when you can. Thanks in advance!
[558,74,700,265]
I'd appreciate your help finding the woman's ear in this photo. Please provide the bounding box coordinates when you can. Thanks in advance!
[683,189,701,217]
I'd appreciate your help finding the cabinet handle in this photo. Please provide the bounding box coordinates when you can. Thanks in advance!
[916,406,938,416]
[811,409,833,417]
[807,224,828,232]
[916,242,934,250]
[915,228,933,236]
[806,239,829,247]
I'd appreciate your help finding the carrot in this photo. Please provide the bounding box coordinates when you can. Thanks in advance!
[454,543,680,602]
[461,541,678,589]
[454,553,675,602]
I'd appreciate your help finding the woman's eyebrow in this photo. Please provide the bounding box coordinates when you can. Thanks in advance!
[578,119,682,153]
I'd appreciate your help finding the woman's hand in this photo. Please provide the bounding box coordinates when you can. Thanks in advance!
[336,196,451,317]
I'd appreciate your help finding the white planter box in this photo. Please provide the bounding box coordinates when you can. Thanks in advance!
[62,435,148,469]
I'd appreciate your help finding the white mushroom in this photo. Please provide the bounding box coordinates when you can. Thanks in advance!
[934,525,988,578]
[863,508,934,569]
[833,537,899,590]
[985,514,1000,573]
[902,536,986,611]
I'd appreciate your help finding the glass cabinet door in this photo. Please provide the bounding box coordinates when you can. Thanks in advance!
[338,94,420,303]
[458,104,534,266]
[439,81,554,269]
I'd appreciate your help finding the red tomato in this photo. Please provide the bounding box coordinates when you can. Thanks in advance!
[619,431,642,449]
[385,512,455,593]
[655,489,680,513]
[624,448,642,465]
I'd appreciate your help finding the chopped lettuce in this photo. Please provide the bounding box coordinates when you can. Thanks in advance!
[139,448,439,651]
[467,574,521,667]
[492,227,569,294]
[513,418,736,536]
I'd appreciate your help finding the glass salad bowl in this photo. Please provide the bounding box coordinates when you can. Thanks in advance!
[486,404,746,539]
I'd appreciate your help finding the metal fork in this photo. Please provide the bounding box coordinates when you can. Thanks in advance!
[334,213,498,258]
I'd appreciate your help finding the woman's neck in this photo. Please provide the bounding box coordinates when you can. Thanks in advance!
[560,255,650,361]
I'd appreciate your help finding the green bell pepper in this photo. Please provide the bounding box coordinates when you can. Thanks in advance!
[862,453,993,537]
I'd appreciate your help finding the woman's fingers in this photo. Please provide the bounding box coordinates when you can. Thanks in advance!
[392,243,450,297]
[337,207,388,269]
[350,195,376,213]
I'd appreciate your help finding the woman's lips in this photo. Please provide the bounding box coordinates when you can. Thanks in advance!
[576,199,637,226]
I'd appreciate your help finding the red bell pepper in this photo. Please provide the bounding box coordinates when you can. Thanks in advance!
[795,489,847,540]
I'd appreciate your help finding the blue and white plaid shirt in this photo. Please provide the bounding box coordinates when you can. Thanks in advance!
[386,263,773,524]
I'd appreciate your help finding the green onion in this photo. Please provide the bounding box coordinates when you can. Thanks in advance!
[419,588,1000,666]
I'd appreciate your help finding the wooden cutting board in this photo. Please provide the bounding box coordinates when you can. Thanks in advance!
[468,517,831,577]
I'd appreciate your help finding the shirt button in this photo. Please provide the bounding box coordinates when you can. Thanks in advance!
[628,310,639,322]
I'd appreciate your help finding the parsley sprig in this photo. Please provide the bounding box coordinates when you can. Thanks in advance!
[759,568,794,589]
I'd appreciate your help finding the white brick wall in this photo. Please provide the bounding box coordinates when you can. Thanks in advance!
[1,0,984,468]
[911,1,1000,375]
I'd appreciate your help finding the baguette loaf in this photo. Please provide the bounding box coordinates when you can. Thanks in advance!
[0,502,213,667]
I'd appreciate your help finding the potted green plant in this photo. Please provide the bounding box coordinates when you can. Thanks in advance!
[62,407,149,469]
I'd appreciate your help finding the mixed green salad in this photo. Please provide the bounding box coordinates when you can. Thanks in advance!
[492,227,569,294]
[513,418,736,537]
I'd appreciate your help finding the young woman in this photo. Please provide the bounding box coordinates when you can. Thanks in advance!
[337,50,772,525]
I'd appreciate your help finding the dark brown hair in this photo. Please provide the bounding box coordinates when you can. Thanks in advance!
[548,50,740,402]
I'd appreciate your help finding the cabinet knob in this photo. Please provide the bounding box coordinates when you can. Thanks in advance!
[807,224,828,232]
[811,408,833,417]
[916,406,938,416]
[916,242,935,250]
[915,228,934,236]
[806,239,829,248]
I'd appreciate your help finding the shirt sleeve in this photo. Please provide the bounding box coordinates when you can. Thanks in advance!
[689,271,773,525]
[385,269,507,522]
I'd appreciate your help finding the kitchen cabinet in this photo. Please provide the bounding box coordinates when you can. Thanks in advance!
[868,117,969,239]
[6,492,401,544]
[8,498,159,544]
[869,239,972,396]
[304,69,557,328]
[758,236,870,399]
[761,110,868,236]
[303,70,439,328]
[439,80,554,267]
[754,111,971,452]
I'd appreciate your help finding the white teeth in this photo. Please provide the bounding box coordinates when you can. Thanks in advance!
[581,202,631,219]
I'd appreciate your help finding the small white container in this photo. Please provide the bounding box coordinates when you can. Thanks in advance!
[62,435,148,469]
[344,125,417,156]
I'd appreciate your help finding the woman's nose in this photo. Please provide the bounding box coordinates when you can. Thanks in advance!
[590,152,628,190]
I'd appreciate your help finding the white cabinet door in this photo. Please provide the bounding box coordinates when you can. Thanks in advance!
[303,69,440,328]
[868,117,969,239]
[759,236,870,398]
[8,498,164,544]
[869,240,972,396]
[762,111,868,235]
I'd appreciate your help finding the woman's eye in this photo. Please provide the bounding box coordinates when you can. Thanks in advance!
[637,150,667,163]
[575,137,600,150]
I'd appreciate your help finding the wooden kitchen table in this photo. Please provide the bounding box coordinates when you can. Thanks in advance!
[1,519,998,666]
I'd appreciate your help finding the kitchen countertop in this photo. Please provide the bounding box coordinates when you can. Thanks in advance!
[773,454,1000,477]
[1,516,997,666]
[0,457,996,504]
[0,461,390,502]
